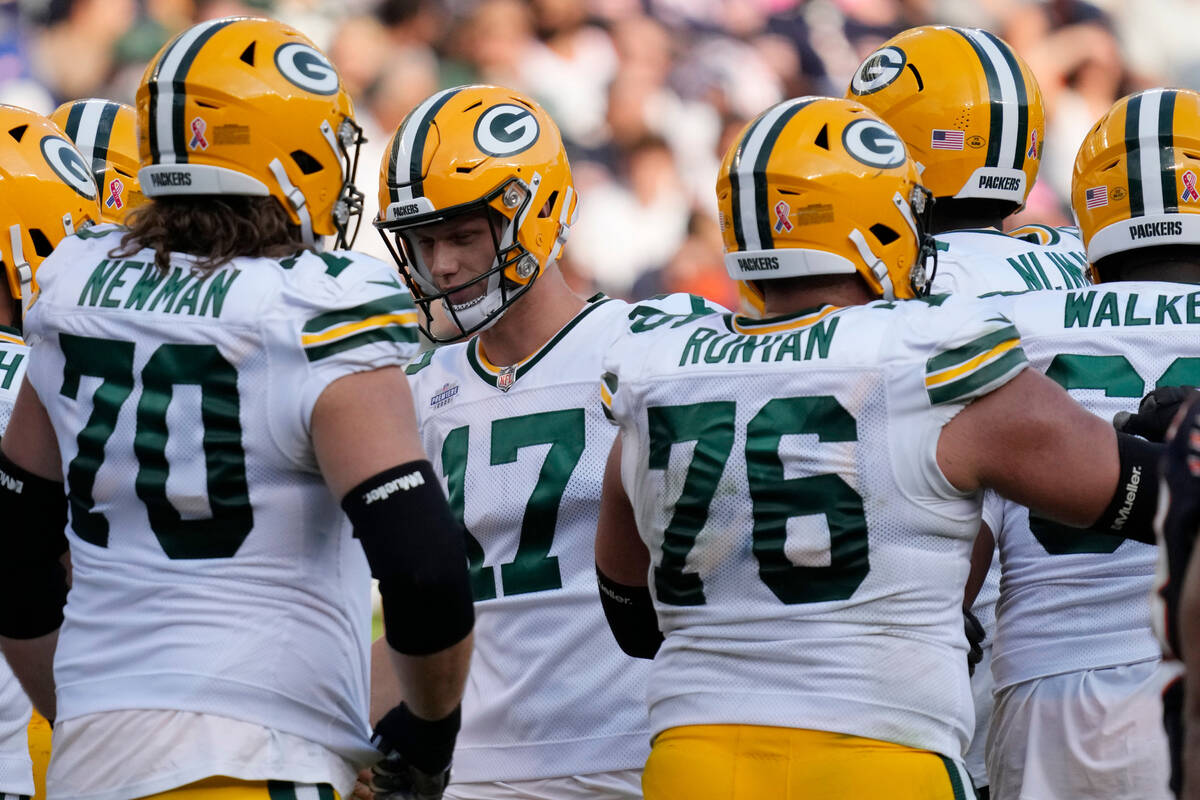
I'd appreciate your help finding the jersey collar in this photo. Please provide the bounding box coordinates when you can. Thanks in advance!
[728,304,840,335]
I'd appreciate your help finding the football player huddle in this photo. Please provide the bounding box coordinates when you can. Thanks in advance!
[0,13,1194,800]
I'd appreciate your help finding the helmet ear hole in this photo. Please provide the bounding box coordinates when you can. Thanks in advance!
[538,190,558,218]
[28,228,54,258]
[869,223,900,245]
[290,150,323,175]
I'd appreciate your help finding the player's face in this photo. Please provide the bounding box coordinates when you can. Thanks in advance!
[409,212,497,307]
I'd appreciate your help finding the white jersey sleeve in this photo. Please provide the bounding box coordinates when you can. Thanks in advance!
[20,228,420,776]
[602,297,1027,759]
[0,326,34,797]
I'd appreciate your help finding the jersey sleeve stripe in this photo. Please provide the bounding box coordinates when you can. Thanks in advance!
[301,312,418,346]
[925,322,1019,374]
[0,332,24,346]
[925,335,1020,388]
[301,292,416,334]
[303,323,418,362]
[927,346,1027,406]
[600,371,618,420]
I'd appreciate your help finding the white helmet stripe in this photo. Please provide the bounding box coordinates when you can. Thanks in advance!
[150,17,231,165]
[1136,88,1167,216]
[388,86,462,205]
[733,97,816,252]
[966,28,1020,170]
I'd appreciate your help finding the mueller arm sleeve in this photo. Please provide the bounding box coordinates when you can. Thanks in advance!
[1088,432,1162,545]
[0,448,69,638]
[341,461,474,655]
[596,567,663,659]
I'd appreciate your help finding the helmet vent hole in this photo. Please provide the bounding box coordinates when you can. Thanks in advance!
[290,150,323,175]
[115,167,133,178]
[814,124,829,150]
[539,191,559,218]
[7,124,26,142]
[195,100,219,109]
[869,224,900,245]
[1185,152,1200,161]
[1102,160,1120,171]
[28,228,54,258]
[906,63,924,91]
[240,42,256,66]
[464,100,483,111]
[456,166,476,173]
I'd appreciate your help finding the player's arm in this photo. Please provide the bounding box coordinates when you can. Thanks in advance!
[937,367,1159,542]
[312,366,473,785]
[0,378,68,721]
[595,436,662,659]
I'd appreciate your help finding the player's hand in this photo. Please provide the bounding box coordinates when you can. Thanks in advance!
[1159,394,1200,547]
[352,767,376,800]
[1114,386,1198,442]
[368,751,450,800]
[963,608,986,677]
[369,703,460,800]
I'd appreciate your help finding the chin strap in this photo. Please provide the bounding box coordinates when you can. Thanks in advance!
[268,158,315,249]
[9,224,31,303]
[848,228,895,300]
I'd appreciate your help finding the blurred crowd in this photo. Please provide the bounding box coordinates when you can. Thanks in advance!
[4,0,1200,307]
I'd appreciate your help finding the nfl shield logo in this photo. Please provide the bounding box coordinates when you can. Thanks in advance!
[497,365,517,392]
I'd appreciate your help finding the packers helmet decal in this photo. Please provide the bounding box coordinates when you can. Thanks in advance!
[842,119,907,168]
[1072,88,1200,268]
[52,99,143,223]
[39,136,97,200]
[848,26,1044,207]
[473,104,540,158]
[717,97,936,301]
[274,42,339,95]
[849,47,907,96]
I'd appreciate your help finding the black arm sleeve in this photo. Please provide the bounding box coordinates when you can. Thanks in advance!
[0,447,69,639]
[596,567,663,659]
[342,460,474,656]
[1087,432,1162,545]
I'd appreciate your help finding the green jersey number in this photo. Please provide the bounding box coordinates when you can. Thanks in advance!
[60,333,253,558]
[1027,353,1200,554]
[440,408,586,601]
[648,395,869,606]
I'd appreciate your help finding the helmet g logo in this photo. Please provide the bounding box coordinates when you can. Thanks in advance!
[842,119,907,169]
[474,104,540,158]
[40,136,97,200]
[850,47,906,95]
[274,42,339,95]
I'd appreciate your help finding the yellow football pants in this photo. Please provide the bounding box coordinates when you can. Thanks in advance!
[137,778,340,800]
[643,725,975,800]
[28,711,51,800]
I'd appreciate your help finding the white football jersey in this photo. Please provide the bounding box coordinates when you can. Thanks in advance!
[0,325,34,797]
[932,225,1089,297]
[979,284,1193,690]
[602,296,1029,760]
[21,225,420,772]
[407,293,721,784]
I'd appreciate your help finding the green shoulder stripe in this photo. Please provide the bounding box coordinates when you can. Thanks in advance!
[302,292,415,333]
[305,325,417,363]
[926,321,1018,374]
[928,346,1027,406]
[406,349,436,375]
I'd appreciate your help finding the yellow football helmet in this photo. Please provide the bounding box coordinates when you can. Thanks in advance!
[847,26,1044,211]
[374,84,578,341]
[136,16,364,247]
[51,99,144,224]
[1072,88,1200,277]
[716,96,935,301]
[0,105,100,308]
